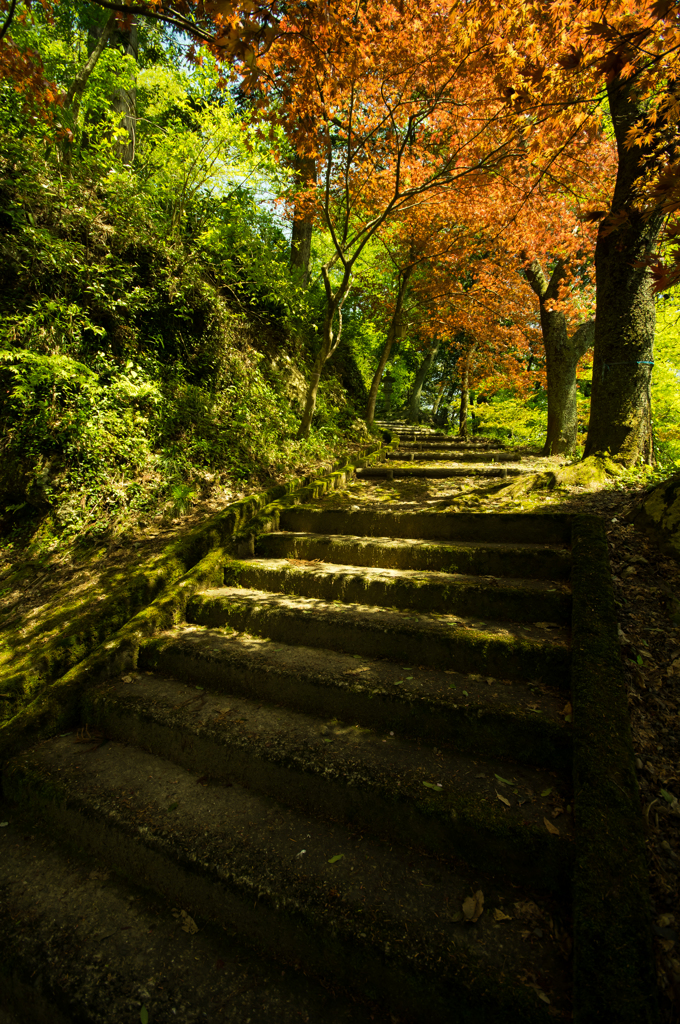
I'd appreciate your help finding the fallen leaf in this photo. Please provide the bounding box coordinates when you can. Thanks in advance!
[179,910,198,934]
[541,787,553,797]
[495,774,514,786]
[544,817,560,835]
[140,1007,149,1024]
[561,703,572,716]
[328,854,344,864]
[423,781,443,791]
[496,791,511,807]
[527,984,551,1004]
[462,890,484,922]
[493,908,512,921]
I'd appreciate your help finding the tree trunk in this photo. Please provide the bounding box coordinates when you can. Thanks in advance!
[431,379,446,419]
[525,259,594,455]
[297,263,352,439]
[365,265,414,427]
[408,338,441,423]
[111,19,138,165]
[290,153,316,286]
[62,11,116,167]
[584,77,664,465]
[458,362,470,438]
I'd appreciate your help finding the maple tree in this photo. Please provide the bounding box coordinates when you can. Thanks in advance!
[234,0,590,439]
[474,0,680,465]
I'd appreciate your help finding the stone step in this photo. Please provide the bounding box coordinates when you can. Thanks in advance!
[256,532,572,579]
[0,797,383,1024]
[395,440,504,449]
[3,737,571,1023]
[278,508,572,545]
[221,557,572,624]
[386,451,518,462]
[186,588,571,688]
[356,466,530,479]
[139,628,572,770]
[82,671,573,890]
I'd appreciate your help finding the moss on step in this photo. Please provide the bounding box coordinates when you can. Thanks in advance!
[186,589,571,687]
[221,557,572,624]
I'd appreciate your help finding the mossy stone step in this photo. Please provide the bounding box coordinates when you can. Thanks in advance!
[139,627,572,770]
[356,465,530,479]
[386,450,519,463]
[278,508,572,545]
[3,737,571,1024]
[221,557,572,624]
[82,671,573,890]
[256,531,572,579]
[186,587,571,688]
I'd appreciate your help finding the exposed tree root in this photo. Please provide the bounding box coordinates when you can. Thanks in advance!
[494,456,626,499]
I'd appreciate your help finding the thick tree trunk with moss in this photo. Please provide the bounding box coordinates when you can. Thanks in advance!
[365,265,413,427]
[290,153,316,286]
[408,339,440,424]
[525,259,594,455]
[584,77,664,465]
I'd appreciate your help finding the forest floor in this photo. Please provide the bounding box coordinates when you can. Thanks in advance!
[0,444,678,1019]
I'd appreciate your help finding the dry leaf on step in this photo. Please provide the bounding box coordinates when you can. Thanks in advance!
[544,817,560,835]
[179,910,198,934]
[493,908,512,922]
[462,890,484,923]
[496,791,511,807]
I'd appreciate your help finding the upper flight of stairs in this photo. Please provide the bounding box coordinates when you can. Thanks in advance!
[0,427,652,1024]
[362,423,533,479]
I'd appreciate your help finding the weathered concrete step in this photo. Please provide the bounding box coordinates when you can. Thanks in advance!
[0,799,384,1024]
[83,670,573,890]
[279,508,572,545]
[386,451,518,463]
[395,440,504,449]
[139,627,572,770]
[222,557,572,624]
[356,466,531,479]
[256,531,572,579]
[3,740,571,1023]
[186,588,571,688]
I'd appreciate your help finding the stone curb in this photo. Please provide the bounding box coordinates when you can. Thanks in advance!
[570,514,659,1024]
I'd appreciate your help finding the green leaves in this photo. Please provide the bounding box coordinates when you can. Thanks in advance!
[423,782,443,792]
[328,854,344,863]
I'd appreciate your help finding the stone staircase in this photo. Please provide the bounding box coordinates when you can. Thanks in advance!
[362,424,533,480]
[0,428,654,1023]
